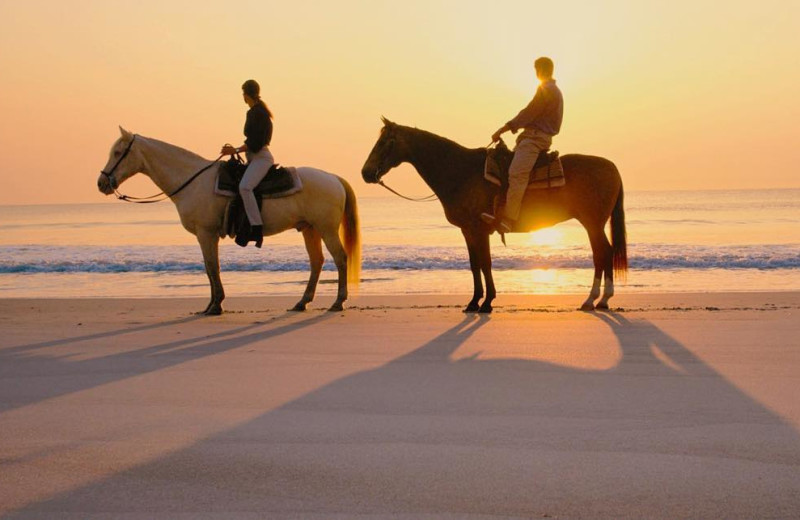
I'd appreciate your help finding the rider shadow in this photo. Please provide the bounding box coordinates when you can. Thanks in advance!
[0,311,336,415]
[590,311,790,443]
[7,312,800,517]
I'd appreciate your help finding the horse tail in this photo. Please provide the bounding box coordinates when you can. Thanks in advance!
[338,176,361,288]
[611,182,628,277]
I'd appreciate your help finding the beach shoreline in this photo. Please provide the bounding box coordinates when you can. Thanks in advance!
[2,290,798,313]
[1,291,799,518]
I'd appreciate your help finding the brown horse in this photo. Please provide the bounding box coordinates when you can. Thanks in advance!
[361,118,627,313]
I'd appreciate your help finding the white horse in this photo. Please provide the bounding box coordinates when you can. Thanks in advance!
[97,127,360,314]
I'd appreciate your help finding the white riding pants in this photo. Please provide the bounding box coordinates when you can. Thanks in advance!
[239,147,274,226]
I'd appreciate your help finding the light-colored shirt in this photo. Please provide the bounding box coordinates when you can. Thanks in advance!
[507,79,563,138]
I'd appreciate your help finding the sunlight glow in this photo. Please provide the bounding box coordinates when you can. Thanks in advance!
[453,318,622,371]
[526,228,563,247]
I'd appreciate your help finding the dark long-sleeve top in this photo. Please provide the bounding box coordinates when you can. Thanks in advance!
[243,102,273,154]
[507,79,563,137]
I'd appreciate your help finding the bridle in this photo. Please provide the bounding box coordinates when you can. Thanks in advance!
[375,139,498,203]
[100,134,137,190]
[100,134,223,204]
[374,137,438,203]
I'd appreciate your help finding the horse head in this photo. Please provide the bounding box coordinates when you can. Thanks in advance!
[361,117,410,183]
[97,127,142,195]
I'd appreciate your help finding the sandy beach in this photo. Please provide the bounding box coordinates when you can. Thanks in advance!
[1,292,799,519]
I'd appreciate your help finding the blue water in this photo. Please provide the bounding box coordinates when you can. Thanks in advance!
[1,190,798,297]
[2,243,798,273]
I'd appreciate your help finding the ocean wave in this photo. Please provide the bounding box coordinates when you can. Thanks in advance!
[1,244,798,274]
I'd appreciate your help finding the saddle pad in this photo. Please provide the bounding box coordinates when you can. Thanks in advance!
[529,156,565,189]
[484,155,565,190]
[215,166,303,199]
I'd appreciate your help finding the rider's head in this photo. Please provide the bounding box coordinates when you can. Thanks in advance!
[242,79,260,104]
[534,57,554,81]
[241,79,273,118]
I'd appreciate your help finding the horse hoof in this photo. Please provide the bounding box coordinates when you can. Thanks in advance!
[328,303,344,312]
[596,302,610,311]
[464,303,480,313]
[290,302,307,312]
[203,305,223,316]
[478,304,493,314]
[579,303,595,312]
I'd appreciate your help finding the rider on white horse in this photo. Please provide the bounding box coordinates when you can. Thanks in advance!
[220,79,274,248]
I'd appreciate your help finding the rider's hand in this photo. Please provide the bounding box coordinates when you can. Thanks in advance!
[220,145,237,155]
[491,130,503,143]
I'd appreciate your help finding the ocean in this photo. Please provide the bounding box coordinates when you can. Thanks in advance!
[1,189,798,298]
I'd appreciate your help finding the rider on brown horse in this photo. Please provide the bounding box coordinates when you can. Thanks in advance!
[482,57,564,233]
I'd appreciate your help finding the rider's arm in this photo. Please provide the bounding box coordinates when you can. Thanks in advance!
[220,144,245,155]
[507,86,546,133]
[492,123,511,142]
[493,86,545,142]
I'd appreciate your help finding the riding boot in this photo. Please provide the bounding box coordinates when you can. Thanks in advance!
[235,231,250,248]
[480,205,513,233]
[235,224,263,248]
[251,225,263,249]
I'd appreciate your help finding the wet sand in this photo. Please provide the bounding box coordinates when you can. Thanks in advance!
[1,292,799,518]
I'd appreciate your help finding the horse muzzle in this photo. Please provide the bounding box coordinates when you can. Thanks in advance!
[361,166,383,184]
[97,172,116,194]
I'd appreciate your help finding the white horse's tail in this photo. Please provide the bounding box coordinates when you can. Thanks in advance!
[338,176,361,289]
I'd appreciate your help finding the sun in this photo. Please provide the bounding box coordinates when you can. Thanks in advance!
[526,227,563,246]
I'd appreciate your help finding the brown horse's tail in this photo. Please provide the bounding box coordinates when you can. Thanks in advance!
[611,183,628,277]
[338,176,361,289]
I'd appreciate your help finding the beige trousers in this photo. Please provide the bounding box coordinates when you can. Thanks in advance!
[505,132,552,221]
[239,147,274,226]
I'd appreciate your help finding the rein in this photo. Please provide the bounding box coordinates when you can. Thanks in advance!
[378,180,438,202]
[374,141,500,203]
[102,134,224,204]
[114,158,223,203]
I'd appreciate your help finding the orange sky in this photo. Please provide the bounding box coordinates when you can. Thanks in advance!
[1,0,798,205]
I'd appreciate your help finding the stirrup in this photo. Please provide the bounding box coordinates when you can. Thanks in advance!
[480,212,497,224]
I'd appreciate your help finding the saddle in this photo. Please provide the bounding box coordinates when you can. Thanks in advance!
[215,155,303,239]
[484,139,565,192]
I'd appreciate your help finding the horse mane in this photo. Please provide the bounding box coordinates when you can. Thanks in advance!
[138,135,209,163]
[396,124,486,159]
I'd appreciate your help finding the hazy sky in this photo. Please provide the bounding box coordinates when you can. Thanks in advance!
[1,0,798,204]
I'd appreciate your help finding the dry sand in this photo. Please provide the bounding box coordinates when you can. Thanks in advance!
[1,292,799,519]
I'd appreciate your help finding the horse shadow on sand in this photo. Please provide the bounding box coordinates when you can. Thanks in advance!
[0,311,337,414]
[5,312,800,518]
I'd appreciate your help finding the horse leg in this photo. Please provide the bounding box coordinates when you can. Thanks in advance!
[321,230,348,312]
[461,228,483,312]
[580,228,609,311]
[581,268,603,311]
[596,233,615,310]
[476,232,496,313]
[197,230,224,315]
[291,228,324,311]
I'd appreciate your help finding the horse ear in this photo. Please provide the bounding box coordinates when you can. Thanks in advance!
[119,126,133,140]
[381,116,394,127]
